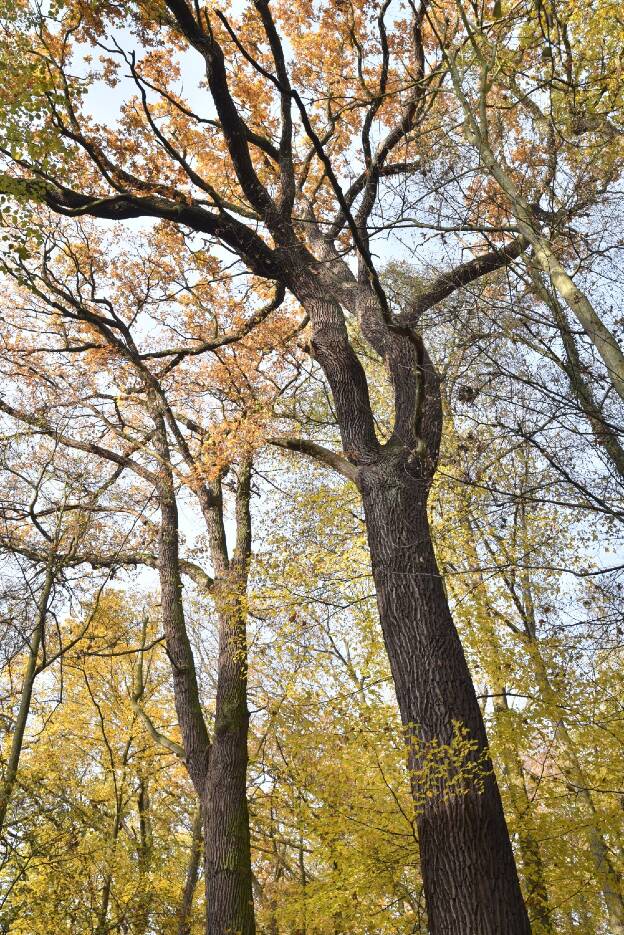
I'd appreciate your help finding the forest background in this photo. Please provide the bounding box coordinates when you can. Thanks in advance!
[0,0,622,933]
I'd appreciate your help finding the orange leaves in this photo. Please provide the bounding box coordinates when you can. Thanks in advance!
[198,409,270,481]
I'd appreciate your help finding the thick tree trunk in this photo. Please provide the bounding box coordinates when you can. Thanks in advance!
[204,619,256,935]
[294,280,530,933]
[202,595,255,935]
[359,460,531,935]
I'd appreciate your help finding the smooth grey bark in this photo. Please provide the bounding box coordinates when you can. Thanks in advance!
[526,265,624,482]
[447,56,624,407]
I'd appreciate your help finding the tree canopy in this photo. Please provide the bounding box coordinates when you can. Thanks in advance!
[0,1,623,933]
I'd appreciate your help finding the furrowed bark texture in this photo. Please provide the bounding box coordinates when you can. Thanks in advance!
[201,463,255,935]
[360,466,530,935]
[299,282,531,935]
[203,595,254,935]
[1,1,540,915]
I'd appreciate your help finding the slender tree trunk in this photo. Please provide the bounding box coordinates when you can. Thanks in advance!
[453,101,624,404]
[525,640,624,934]
[158,483,211,794]
[135,778,153,935]
[359,464,531,935]
[0,561,54,834]
[202,601,254,935]
[177,807,204,935]
[202,460,255,935]
[151,399,255,935]
[94,798,124,935]
[526,264,624,481]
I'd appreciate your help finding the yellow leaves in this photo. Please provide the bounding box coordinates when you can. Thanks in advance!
[406,722,490,809]
[1,594,200,935]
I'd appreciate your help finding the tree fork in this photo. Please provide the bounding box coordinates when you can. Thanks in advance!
[299,283,531,934]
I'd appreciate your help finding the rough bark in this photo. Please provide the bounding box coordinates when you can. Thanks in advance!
[202,460,255,935]
[0,5,542,922]
[151,402,255,934]
[156,457,211,796]
[294,278,531,934]
[360,461,530,935]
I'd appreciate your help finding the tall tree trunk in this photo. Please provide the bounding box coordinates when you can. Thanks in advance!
[451,98,624,405]
[151,397,256,935]
[297,280,531,934]
[202,459,255,935]
[0,560,54,834]
[359,465,530,935]
[135,778,154,935]
[525,264,624,481]
[94,790,124,935]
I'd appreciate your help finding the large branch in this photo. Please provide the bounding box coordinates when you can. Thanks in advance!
[0,398,159,485]
[131,697,186,759]
[132,621,186,759]
[253,0,295,217]
[0,539,214,591]
[0,175,281,279]
[268,437,359,483]
[398,235,528,324]
[163,1,282,231]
